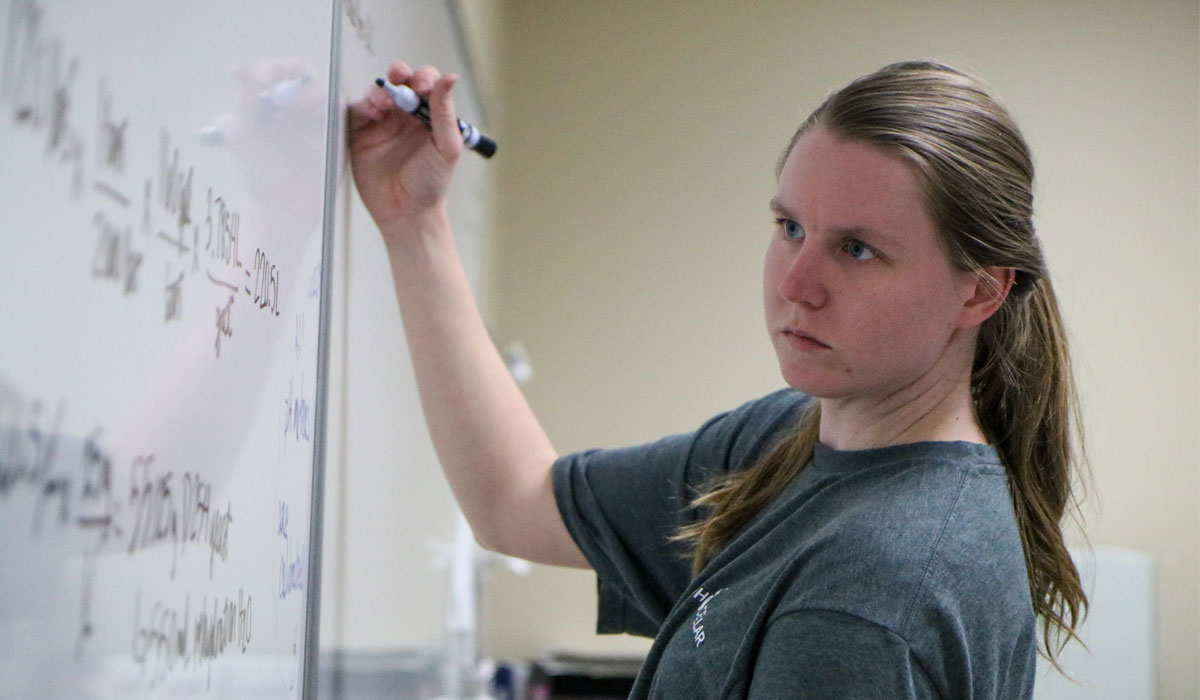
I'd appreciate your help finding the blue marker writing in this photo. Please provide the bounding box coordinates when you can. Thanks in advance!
[375,78,496,158]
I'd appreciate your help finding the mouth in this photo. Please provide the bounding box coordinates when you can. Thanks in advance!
[781,328,831,350]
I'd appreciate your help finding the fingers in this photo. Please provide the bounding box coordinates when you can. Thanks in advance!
[386,61,413,88]
[347,61,420,134]
[428,73,464,160]
[385,61,441,93]
[346,95,385,134]
[384,61,450,103]
[384,62,463,158]
[351,61,463,162]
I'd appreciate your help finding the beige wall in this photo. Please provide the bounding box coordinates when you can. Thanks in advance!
[462,1,1198,697]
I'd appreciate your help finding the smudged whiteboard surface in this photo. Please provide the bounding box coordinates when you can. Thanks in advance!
[0,1,339,698]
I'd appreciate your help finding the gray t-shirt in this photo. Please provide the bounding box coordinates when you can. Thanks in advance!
[552,389,1036,699]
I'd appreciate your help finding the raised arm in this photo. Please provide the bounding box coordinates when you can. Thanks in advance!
[348,62,586,568]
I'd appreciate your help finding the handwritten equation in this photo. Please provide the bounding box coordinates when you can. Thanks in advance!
[131,588,253,688]
[0,376,254,686]
[0,0,329,695]
[2,0,286,361]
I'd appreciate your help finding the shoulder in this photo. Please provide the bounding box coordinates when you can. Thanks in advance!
[779,443,1031,632]
[767,444,1036,696]
[687,388,811,479]
[553,388,809,485]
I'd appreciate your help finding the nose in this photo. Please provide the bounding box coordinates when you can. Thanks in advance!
[774,241,828,308]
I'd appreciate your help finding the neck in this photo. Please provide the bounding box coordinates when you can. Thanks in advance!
[817,371,986,451]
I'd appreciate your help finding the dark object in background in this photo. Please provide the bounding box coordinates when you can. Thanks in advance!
[526,653,644,699]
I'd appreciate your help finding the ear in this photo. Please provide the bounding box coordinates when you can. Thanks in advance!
[958,266,1015,329]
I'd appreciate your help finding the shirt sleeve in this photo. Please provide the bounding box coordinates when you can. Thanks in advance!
[747,610,942,700]
[551,389,809,638]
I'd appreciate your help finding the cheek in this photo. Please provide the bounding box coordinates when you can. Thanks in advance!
[761,242,783,302]
[871,284,962,350]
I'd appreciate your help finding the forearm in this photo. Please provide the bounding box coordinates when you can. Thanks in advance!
[379,210,586,567]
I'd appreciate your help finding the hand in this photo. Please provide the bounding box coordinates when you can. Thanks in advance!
[347,62,464,234]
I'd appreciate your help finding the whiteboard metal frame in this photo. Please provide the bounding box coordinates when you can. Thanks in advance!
[304,1,342,698]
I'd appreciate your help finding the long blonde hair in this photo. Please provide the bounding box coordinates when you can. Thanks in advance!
[677,61,1087,664]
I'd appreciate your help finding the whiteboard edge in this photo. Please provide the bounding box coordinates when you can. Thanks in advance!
[304,0,343,697]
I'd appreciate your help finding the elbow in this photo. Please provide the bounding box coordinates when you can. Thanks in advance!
[462,506,519,558]
[457,453,562,563]
[470,522,504,554]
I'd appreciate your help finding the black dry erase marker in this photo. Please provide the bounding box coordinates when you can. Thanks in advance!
[375,78,496,158]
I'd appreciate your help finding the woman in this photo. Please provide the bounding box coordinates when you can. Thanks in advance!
[349,59,1086,699]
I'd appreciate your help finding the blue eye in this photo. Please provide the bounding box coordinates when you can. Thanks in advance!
[844,239,877,261]
[777,218,805,240]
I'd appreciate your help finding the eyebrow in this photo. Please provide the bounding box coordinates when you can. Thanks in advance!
[768,196,791,218]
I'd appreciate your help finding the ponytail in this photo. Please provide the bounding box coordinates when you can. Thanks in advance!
[974,274,1089,660]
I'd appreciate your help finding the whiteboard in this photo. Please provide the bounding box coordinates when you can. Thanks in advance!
[314,1,497,693]
[0,1,340,698]
[324,0,493,656]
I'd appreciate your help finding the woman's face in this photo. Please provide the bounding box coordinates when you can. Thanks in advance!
[763,127,980,402]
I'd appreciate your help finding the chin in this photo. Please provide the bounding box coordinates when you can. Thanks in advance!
[778,367,843,399]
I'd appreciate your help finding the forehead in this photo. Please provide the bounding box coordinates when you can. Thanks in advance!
[775,128,936,243]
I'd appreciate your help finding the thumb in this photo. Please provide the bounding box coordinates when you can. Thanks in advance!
[428,73,464,161]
